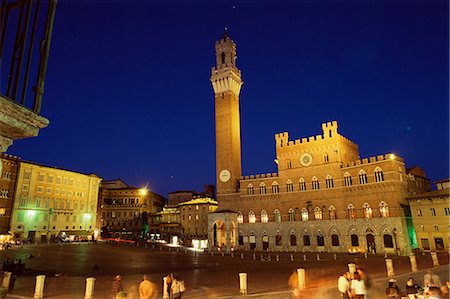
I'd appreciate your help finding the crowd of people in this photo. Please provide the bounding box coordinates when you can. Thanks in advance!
[111,273,185,299]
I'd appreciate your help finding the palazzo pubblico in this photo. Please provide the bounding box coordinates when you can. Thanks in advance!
[207,33,430,255]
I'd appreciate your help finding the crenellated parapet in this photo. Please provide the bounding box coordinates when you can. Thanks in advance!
[241,173,278,181]
[0,153,20,160]
[341,154,404,168]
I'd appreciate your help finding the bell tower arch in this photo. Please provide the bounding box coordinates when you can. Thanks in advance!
[210,31,243,196]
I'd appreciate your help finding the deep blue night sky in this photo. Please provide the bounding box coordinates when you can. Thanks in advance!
[7,1,449,197]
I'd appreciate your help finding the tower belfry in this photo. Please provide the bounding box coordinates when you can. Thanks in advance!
[211,32,243,196]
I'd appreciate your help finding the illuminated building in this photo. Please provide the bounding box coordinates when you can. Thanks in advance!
[10,160,101,242]
[407,179,450,251]
[208,32,431,254]
[98,179,166,239]
[0,154,19,241]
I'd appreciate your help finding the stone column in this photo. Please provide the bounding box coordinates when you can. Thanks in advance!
[430,252,439,267]
[226,227,231,253]
[409,254,418,272]
[385,259,394,278]
[84,277,95,299]
[33,275,46,299]
[239,273,247,295]
[297,268,306,290]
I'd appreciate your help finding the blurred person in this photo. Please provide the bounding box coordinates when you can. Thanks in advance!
[424,270,442,288]
[338,272,351,299]
[427,286,443,299]
[441,282,449,299]
[350,272,366,299]
[405,277,421,295]
[139,275,157,299]
[386,279,401,298]
[112,275,123,299]
[171,275,185,299]
[116,291,127,299]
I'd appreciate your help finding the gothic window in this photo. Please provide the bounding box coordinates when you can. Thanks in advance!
[329,206,336,220]
[331,234,339,246]
[348,204,356,219]
[324,154,329,163]
[359,170,368,185]
[275,235,282,246]
[286,180,294,192]
[344,172,352,186]
[363,203,373,219]
[312,177,319,190]
[299,178,306,191]
[272,182,279,193]
[287,160,292,169]
[259,183,267,194]
[274,209,281,222]
[317,235,325,246]
[247,184,254,196]
[221,52,225,64]
[374,167,384,182]
[288,208,295,221]
[290,235,297,246]
[303,235,311,246]
[314,207,323,220]
[379,202,389,218]
[383,234,393,248]
[237,212,243,223]
[325,175,334,188]
[301,208,309,221]
[261,210,268,223]
[248,211,256,223]
[351,234,359,246]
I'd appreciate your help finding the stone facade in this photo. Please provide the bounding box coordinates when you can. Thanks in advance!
[208,33,431,255]
[0,154,19,239]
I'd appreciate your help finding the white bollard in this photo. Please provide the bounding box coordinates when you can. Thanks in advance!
[268,254,271,261]
[303,254,306,261]
[297,268,306,290]
[348,263,356,275]
[260,254,264,261]
[84,277,95,299]
[409,254,418,272]
[333,253,337,260]
[2,271,11,289]
[316,253,320,261]
[239,273,248,295]
[431,252,440,267]
[384,252,388,258]
[221,252,224,257]
[276,254,279,261]
[385,259,394,278]
[231,252,234,258]
[290,254,294,261]
[253,253,256,260]
[241,253,244,259]
[364,252,368,258]
[33,275,46,299]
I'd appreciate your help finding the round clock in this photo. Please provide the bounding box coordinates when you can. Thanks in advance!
[299,153,313,167]
[219,169,231,182]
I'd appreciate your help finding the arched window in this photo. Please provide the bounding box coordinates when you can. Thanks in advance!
[247,184,254,196]
[303,235,311,246]
[290,234,297,246]
[383,234,393,248]
[363,203,373,219]
[272,182,279,193]
[329,206,336,220]
[374,167,384,182]
[286,180,294,192]
[331,234,339,246]
[237,212,243,223]
[348,204,356,219]
[351,234,359,246]
[314,207,323,220]
[325,175,334,188]
[275,235,282,246]
[299,178,306,191]
[344,172,352,186]
[274,209,281,222]
[259,183,267,194]
[301,208,309,221]
[261,210,268,223]
[359,170,368,185]
[312,177,319,190]
[324,153,329,163]
[317,235,325,246]
[288,208,295,221]
[287,159,292,169]
[221,52,226,64]
[248,211,256,223]
[379,201,389,218]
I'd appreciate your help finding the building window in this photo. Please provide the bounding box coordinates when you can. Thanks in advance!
[434,226,439,232]
[329,206,336,220]
[247,184,254,196]
[22,185,29,192]
[261,210,268,223]
[363,203,372,219]
[238,235,244,246]
[331,234,339,246]
[379,202,389,218]
[435,237,444,250]
[248,211,256,223]
[38,174,44,182]
[287,160,292,169]
[274,209,281,222]
[37,186,43,193]
[275,235,282,246]
[259,183,267,194]
[237,212,243,223]
[299,178,306,191]
[290,235,297,246]
[314,207,322,220]
[288,209,295,221]
[359,170,368,185]
[325,175,334,188]
[317,235,324,246]
[421,238,430,250]
[344,173,352,187]
[286,180,294,192]
[312,177,319,190]
[24,172,31,180]
[303,235,310,246]
[324,154,329,163]
[445,207,450,216]
[430,208,436,216]
[47,176,53,183]
[374,167,384,182]
[348,205,356,219]
[195,215,199,221]
[272,182,279,193]
[351,234,359,246]
[383,234,393,248]
[417,209,422,216]
[301,208,308,221]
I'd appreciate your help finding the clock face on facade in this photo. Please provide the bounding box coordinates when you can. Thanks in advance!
[299,153,313,167]
[219,169,231,182]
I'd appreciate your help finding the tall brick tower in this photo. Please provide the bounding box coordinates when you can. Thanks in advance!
[210,32,243,197]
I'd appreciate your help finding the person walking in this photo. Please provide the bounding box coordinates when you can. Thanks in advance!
[350,272,366,299]
[171,275,185,299]
[112,275,123,299]
[338,272,351,299]
[139,275,157,299]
